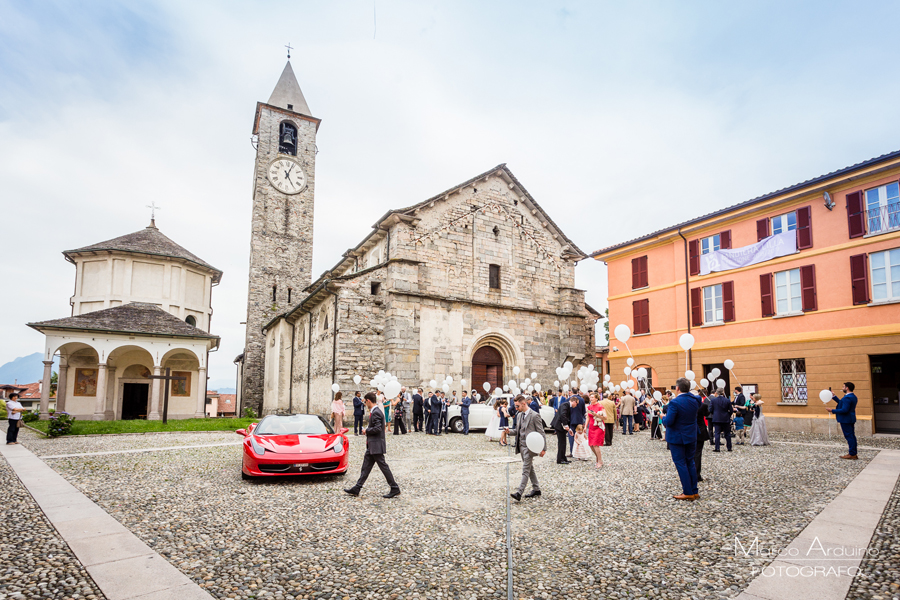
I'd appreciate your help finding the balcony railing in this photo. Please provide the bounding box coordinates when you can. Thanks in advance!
[867,202,900,235]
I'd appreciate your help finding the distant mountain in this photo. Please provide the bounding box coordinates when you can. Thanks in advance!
[211,387,236,395]
[0,352,59,385]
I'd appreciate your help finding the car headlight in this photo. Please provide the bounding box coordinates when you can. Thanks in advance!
[332,438,344,454]
[249,437,266,456]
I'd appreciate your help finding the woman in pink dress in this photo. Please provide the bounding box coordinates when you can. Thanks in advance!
[331,392,346,432]
[586,393,606,468]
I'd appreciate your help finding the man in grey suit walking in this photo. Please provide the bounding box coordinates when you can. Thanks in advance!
[344,392,401,498]
[504,395,547,501]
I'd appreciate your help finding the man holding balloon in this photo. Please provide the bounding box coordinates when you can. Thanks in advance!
[505,395,547,502]
[825,383,858,460]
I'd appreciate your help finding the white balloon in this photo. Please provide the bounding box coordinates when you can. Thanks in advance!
[530,372,537,380]
[495,387,503,396]
[460,379,467,387]
[508,380,517,389]
[331,383,340,393]
[503,385,509,392]
[626,358,635,367]
[710,368,721,379]
[716,379,726,390]
[534,383,542,392]
[700,378,709,388]
[679,333,695,351]
[429,380,438,388]
[524,378,531,386]
[353,375,362,385]
[384,381,402,399]
[525,432,545,454]
[637,368,648,379]
[442,384,450,393]
[553,380,560,387]
[614,385,621,392]
[690,380,698,389]
[563,384,569,392]
[378,370,385,376]
[483,382,491,392]
[390,375,398,381]
[446,376,453,384]
[685,370,695,381]
[624,367,632,376]
[604,374,611,382]
[564,361,573,371]
[614,324,631,343]
[819,389,833,403]
[653,391,662,401]
[376,383,384,391]
[626,380,635,388]
[588,364,595,371]
[513,366,521,376]
[724,359,735,370]
[527,386,534,392]
[385,372,391,378]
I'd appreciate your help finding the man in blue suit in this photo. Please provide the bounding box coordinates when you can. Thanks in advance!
[550,392,559,410]
[828,382,858,459]
[709,388,734,452]
[460,390,472,435]
[661,378,701,500]
[352,391,365,436]
[568,392,585,456]
[429,392,443,435]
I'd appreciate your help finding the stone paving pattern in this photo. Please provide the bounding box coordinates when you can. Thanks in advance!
[14,425,881,600]
[846,474,900,600]
[0,455,105,600]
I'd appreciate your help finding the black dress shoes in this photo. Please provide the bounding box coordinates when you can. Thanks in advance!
[510,492,522,502]
[524,490,541,498]
[557,460,571,464]
[383,489,401,499]
[343,488,360,497]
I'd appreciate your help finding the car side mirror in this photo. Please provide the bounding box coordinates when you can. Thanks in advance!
[340,427,349,434]
[235,429,248,436]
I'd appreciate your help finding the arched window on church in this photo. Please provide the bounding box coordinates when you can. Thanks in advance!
[185,315,197,327]
[279,122,297,155]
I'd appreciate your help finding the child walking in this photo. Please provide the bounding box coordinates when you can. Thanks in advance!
[734,413,746,445]
[572,425,591,461]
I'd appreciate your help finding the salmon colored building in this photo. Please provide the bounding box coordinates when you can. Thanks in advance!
[592,151,900,436]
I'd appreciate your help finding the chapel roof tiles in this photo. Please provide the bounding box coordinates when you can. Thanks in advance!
[64,223,222,282]
[28,303,220,342]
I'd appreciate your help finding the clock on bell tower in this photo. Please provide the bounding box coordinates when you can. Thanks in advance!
[242,59,320,412]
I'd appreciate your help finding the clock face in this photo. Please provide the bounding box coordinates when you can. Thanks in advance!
[267,158,307,195]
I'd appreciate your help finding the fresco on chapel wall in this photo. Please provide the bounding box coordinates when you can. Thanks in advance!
[171,371,191,397]
[74,368,97,396]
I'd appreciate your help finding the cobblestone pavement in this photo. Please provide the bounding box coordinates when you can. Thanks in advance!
[10,426,884,600]
[0,455,105,600]
[847,474,900,600]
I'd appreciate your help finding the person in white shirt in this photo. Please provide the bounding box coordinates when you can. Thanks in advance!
[5,392,26,445]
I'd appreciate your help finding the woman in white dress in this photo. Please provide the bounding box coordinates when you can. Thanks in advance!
[749,393,769,446]
[485,398,503,442]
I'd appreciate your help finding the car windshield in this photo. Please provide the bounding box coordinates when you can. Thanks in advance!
[254,415,334,436]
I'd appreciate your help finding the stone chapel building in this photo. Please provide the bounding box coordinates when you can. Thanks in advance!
[240,61,598,416]
[28,221,221,420]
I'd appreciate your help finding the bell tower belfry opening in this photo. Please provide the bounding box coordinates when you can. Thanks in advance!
[242,59,321,413]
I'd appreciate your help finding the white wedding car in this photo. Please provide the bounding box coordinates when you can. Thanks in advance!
[446,394,555,433]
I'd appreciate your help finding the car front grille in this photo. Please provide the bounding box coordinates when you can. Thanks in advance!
[258,461,341,474]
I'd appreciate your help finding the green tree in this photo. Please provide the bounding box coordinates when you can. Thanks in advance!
[604,308,610,343]
[50,371,58,397]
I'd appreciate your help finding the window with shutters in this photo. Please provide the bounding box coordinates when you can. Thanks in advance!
[489,264,501,290]
[632,299,650,335]
[870,248,900,302]
[771,212,797,235]
[865,182,900,236]
[703,284,723,324]
[700,234,720,255]
[774,268,802,315]
[780,358,807,404]
[631,256,648,289]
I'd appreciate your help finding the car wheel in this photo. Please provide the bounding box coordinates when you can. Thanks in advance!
[449,417,464,434]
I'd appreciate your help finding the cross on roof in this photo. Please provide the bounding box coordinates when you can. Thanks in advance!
[285,43,293,59]
[146,201,161,227]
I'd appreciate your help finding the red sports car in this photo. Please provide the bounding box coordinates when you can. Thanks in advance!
[236,414,349,479]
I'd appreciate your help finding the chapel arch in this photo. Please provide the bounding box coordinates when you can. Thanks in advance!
[107,345,156,420]
[467,330,523,395]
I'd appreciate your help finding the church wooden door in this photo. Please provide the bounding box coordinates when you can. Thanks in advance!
[472,346,503,397]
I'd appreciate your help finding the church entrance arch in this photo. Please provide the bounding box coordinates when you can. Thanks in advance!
[472,346,503,397]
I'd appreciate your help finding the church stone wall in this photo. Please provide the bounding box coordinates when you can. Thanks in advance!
[243,105,317,413]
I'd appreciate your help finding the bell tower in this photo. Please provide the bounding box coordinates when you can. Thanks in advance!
[242,60,319,413]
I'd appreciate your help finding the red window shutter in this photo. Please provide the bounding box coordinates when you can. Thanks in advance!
[850,254,870,305]
[690,287,702,327]
[632,299,649,334]
[757,218,770,242]
[631,257,640,289]
[720,230,732,249]
[846,191,865,239]
[640,256,648,288]
[797,206,812,249]
[723,281,735,322]
[760,273,774,317]
[800,265,817,312]
[689,240,700,276]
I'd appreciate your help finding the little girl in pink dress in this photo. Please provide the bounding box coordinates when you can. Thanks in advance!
[572,425,591,460]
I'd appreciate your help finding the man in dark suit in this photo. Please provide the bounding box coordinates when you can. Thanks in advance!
[460,391,472,435]
[345,392,400,498]
[352,391,365,436]
[661,378,701,500]
[429,391,443,435]
[529,395,540,414]
[439,392,449,434]
[709,388,734,452]
[412,389,424,432]
[828,382,859,459]
[550,392,559,410]
[568,393,585,457]
[550,397,573,464]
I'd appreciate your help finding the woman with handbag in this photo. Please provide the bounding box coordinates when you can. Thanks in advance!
[5,392,26,445]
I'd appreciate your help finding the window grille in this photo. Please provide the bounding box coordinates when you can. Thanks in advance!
[780,358,807,404]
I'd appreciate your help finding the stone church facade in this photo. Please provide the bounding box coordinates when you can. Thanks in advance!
[242,61,597,417]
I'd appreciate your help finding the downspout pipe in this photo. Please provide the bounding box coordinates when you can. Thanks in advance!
[306,314,312,414]
[331,291,339,396]
[288,323,296,414]
[677,228,693,370]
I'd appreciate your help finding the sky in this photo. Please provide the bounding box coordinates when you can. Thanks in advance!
[2,0,900,390]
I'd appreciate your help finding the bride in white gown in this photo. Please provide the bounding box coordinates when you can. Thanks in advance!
[749,394,769,446]
[485,401,503,442]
